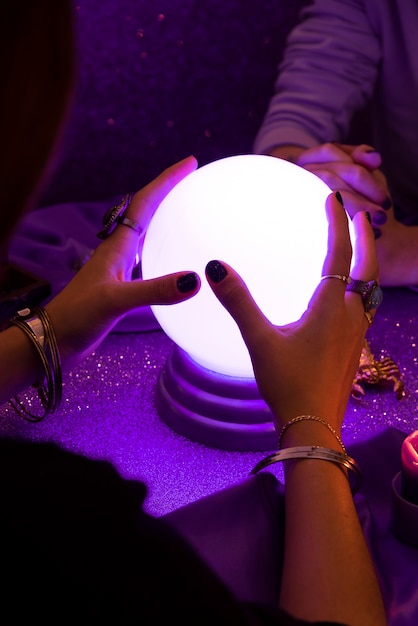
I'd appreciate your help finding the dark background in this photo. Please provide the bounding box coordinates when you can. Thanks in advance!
[39,0,309,206]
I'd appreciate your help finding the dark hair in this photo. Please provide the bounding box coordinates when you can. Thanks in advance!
[0,0,76,251]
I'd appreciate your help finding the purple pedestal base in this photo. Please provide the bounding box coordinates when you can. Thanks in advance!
[155,345,277,451]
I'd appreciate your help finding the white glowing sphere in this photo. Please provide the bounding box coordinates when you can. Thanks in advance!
[142,155,334,378]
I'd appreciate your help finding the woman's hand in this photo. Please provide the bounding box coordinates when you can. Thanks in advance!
[270,142,391,225]
[46,156,201,369]
[206,190,386,625]
[206,191,379,436]
[270,143,418,288]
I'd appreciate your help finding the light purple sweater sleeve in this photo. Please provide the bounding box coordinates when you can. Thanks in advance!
[254,0,418,223]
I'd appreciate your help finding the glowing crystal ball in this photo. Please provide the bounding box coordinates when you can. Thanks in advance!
[142,155,336,378]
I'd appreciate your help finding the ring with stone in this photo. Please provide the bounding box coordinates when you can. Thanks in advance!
[346,279,383,312]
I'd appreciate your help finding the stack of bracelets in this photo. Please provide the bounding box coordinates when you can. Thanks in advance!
[5,307,363,495]
[8,306,62,422]
[250,414,362,494]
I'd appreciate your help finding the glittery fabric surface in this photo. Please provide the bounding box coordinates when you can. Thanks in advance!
[0,287,417,517]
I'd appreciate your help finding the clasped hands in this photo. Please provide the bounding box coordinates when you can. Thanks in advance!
[270,141,418,288]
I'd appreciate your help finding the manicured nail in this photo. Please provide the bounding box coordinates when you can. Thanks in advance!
[206,260,227,283]
[373,228,382,240]
[335,191,344,206]
[381,197,392,210]
[364,211,371,224]
[177,272,198,293]
[365,149,379,155]
[373,210,387,226]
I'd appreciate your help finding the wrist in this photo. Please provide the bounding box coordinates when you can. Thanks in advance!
[252,446,360,494]
[280,422,343,452]
[7,307,62,421]
[44,299,79,367]
[278,414,345,453]
[267,144,305,163]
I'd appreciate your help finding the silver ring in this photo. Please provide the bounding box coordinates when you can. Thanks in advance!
[119,216,144,239]
[321,274,352,284]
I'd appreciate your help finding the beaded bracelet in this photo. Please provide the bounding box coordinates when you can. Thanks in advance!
[8,307,62,422]
[250,445,362,494]
[278,414,346,453]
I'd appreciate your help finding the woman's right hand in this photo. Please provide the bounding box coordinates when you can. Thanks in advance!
[205,191,379,436]
[208,191,387,625]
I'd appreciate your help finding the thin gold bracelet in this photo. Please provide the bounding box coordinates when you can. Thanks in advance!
[8,306,62,422]
[278,414,346,453]
[250,446,362,494]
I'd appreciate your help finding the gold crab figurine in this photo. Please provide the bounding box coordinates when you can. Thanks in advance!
[351,339,405,400]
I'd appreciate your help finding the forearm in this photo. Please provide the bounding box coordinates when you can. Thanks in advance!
[279,424,387,625]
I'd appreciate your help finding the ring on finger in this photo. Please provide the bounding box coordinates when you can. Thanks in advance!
[321,274,352,284]
[364,311,374,326]
[346,279,383,312]
[97,193,145,240]
[119,216,144,238]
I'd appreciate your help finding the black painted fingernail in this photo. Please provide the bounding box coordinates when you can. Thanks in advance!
[364,211,371,224]
[335,191,344,206]
[381,197,392,210]
[373,210,387,226]
[206,260,227,283]
[177,272,198,293]
[373,228,382,240]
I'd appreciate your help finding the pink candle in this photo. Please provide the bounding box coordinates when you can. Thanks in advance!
[401,431,418,505]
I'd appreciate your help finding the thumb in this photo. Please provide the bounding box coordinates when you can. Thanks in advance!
[350,144,382,170]
[111,271,201,316]
[333,143,382,170]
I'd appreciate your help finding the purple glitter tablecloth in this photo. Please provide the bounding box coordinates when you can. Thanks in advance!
[0,285,417,517]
